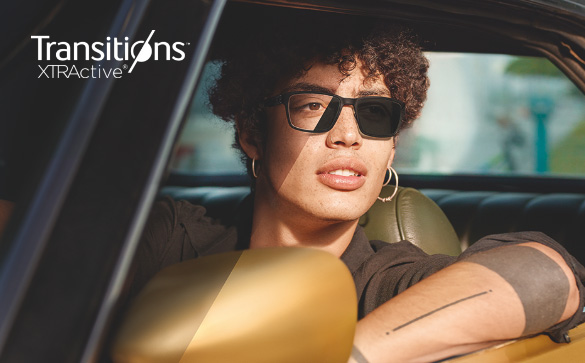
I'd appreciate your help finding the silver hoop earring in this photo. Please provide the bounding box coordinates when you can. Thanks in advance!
[252,157,259,179]
[381,169,391,187]
[377,167,398,203]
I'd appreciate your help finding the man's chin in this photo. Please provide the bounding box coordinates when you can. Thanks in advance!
[309,204,372,224]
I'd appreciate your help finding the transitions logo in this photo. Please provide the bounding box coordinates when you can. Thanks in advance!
[31,30,189,79]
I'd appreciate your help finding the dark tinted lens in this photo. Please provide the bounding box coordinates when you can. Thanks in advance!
[314,97,341,132]
[288,93,337,131]
[356,98,402,137]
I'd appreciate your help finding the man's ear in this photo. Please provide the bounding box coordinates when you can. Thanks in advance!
[387,136,397,169]
[237,125,261,160]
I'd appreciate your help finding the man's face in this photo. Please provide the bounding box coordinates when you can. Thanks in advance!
[247,61,396,224]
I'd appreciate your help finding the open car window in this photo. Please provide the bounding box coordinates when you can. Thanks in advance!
[170,62,245,176]
[170,53,585,179]
[395,53,585,177]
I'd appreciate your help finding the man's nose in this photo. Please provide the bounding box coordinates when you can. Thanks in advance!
[325,106,362,149]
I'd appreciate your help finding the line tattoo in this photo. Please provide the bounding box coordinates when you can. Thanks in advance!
[391,290,492,332]
[351,345,370,363]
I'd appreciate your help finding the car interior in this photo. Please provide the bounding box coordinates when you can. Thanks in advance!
[1,0,584,362]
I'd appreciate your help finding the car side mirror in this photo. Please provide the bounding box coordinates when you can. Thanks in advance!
[112,248,357,362]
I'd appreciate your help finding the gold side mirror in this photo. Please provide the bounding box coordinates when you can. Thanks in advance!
[113,248,357,363]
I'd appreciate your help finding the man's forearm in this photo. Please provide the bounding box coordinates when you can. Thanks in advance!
[350,242,580,363]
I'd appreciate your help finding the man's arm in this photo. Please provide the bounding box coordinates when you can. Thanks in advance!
[350,242,581,363]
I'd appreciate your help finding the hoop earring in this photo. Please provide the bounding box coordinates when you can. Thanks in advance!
[381,168,391,187]
[252,157,259,179]
[377,167,398,203]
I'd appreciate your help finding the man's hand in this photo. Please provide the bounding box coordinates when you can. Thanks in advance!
[350,242,580,363]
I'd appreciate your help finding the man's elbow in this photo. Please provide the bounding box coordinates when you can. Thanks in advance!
[463,241,580,335]
[520,242,580,324]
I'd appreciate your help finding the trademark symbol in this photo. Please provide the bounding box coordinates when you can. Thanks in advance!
[122,64,128,70]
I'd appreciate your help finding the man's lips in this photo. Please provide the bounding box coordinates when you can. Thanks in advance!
[317,159,367,191]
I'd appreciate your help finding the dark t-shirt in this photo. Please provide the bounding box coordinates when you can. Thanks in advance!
[130,197,585,343]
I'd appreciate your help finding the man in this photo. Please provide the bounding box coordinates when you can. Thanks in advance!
[131,6,585,362]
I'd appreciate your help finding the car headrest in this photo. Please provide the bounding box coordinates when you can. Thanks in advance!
[161,185,461,256]
[360,186,461,256]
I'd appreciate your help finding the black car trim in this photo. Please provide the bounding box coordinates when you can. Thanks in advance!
[81,0,227,360]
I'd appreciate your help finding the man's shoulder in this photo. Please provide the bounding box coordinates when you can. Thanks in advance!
[130,197,238,298]
[149,196,237,254]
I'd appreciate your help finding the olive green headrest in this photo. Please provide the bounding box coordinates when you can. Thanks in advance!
[359,186,461,256]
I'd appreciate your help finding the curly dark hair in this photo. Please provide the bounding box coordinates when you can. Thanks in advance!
[208,5,430,177]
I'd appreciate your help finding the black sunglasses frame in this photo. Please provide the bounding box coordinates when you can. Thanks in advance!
[264,91,405,138]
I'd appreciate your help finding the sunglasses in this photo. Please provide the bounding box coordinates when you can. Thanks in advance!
[264,91,404,138]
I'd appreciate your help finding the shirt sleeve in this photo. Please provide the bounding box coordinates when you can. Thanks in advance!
[357,240,456,317]
[361,232,585,343]
[127,197,230,298]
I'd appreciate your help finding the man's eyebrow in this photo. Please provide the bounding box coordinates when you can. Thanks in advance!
[358,87,391,97]
[282,82,334,94]
[281,83,391,97]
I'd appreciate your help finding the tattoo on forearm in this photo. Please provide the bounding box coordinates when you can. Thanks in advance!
[463,245,570,335]
[389,290,492,333]
[351,345,370,363]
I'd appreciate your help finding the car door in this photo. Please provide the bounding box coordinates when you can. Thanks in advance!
[0,0,225,361]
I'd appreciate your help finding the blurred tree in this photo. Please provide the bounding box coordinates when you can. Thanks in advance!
[550,120,585,174]
[505,57,564,77]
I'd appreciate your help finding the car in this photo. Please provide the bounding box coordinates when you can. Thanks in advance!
[0,0,584,362]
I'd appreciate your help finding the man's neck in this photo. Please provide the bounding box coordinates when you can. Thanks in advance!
[248,194,359,257]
